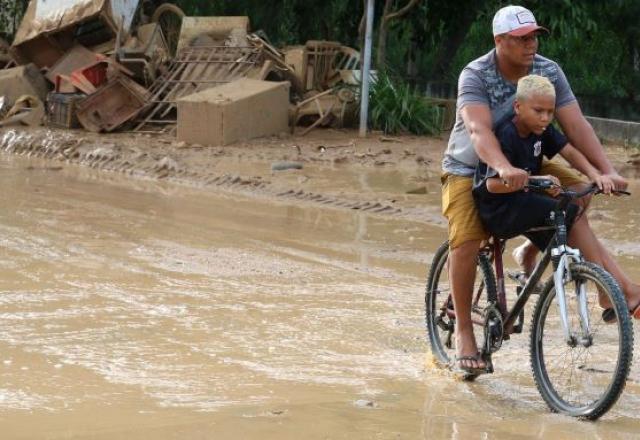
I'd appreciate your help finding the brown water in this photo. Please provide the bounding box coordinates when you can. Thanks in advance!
[1,155,640,439]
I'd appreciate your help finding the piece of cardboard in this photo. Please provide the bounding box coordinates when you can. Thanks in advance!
[177,78,290,146]
[45,44,98,84]
[12,0,140,68]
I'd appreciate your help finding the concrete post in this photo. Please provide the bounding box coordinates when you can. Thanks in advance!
[359,0,375,138]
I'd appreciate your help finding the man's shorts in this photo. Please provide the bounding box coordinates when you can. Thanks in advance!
[441,159,585,249]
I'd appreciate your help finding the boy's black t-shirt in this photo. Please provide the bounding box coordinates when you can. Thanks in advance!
[472,118,569,244]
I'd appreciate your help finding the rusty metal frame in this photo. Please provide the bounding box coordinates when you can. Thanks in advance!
[133,45,263,131]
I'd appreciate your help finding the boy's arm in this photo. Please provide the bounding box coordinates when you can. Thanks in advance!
[461,105,528,189]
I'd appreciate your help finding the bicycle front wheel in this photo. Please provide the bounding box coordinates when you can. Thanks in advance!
[530,261,633,419]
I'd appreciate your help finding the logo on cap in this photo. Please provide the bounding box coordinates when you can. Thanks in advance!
[492,5,549,37]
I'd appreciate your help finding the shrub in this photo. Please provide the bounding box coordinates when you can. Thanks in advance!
[369,72,442,135]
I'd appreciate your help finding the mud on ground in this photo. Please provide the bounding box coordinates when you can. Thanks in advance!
[1,126,639,224]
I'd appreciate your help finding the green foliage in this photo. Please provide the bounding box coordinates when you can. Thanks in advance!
[369,72,442,135]
[176,0,361,47]
[2,0,638,111]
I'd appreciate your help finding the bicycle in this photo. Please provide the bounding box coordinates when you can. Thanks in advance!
[425,180,634,419]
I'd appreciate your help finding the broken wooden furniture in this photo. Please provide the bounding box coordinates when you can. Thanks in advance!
[304,41,361,91]
[150,2,185,57]
[292,87,357,135]
[117,23,170,86]
[133,44,264,132]
[76,76,149,133]
[46,92,86,128]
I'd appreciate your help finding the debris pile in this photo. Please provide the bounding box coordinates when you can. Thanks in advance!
[0,38,15,69]
[0,1,362,145]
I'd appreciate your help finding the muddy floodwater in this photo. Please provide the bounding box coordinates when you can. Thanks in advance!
[1,154,640,439]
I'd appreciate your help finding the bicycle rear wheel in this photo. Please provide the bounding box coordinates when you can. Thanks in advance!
[425,241,496,368]
[530,261,633,419]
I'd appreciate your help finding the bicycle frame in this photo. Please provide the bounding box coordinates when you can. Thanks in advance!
[491,238,589,342]
[441,183,626,348]
[444,228,589,344]
[493,238,551,336]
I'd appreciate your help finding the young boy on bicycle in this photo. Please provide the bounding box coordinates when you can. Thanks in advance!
[473,74,640,319]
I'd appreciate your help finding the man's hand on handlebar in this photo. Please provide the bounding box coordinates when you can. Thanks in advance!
[602,172,628,193]
[497,165,528,190]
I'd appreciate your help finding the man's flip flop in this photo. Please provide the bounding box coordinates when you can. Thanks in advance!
[454,353,489,376]
[601,303,640,324]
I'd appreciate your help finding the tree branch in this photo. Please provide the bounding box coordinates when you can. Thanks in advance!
[385,0,421,22]
[359,0,367,37]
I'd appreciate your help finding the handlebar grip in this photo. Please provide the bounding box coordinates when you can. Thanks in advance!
[525,178,556,190]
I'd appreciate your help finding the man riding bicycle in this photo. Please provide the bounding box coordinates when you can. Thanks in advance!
[441,5,637,374]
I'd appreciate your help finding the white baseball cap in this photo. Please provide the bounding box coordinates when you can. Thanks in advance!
[492,5,549,37]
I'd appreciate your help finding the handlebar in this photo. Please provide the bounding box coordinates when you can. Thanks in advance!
[525,179,631,198]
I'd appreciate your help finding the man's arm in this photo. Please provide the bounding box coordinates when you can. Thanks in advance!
[461,104,528,189]
[555,103,627,189]
[559,143,615,193]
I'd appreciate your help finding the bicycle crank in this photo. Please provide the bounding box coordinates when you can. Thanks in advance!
[483,304,504,354]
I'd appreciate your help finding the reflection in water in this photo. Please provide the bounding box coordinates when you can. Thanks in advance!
[356,213,369,268]
[0,156,639,439]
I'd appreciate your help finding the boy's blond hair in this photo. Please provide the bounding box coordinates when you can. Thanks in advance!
[516,74,555,102]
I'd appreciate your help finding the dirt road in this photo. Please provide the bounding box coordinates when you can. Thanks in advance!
[1,130,640,438]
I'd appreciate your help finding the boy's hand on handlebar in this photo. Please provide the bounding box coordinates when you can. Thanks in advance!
[498,165,528,190]
[593,174,615,195]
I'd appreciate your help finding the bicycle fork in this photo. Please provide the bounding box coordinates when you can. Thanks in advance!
[552,246,592,347]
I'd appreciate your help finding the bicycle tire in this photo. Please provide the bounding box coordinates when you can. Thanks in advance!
[530,261,633,419]
[425,241,497,367]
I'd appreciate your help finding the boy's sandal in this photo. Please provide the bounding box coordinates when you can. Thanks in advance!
[507,271,544,295]
[601,302,640,324]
